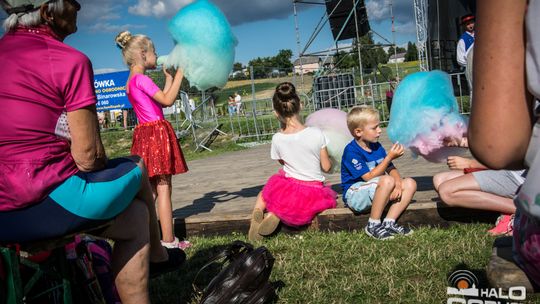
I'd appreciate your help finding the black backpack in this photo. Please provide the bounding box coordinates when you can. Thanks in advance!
[193,240,276,304]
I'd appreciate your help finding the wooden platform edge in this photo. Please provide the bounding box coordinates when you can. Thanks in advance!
[174,201,499,238]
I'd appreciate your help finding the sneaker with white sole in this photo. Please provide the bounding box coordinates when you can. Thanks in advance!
[365,222,394,240]
[488,214,514,236]
[383,221,413,236]
[161,237,192,250]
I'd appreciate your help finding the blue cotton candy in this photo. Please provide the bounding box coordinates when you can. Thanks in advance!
[164,0,237,91]
[387,70,468,162]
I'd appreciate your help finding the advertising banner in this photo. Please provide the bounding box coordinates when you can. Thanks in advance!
[94,71,132,111]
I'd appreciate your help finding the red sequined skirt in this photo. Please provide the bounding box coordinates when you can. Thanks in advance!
[131,119,188,178]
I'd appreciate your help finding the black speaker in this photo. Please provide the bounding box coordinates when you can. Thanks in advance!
[325,0,370,41]
[313,73,356,110]
[427,0,476,73]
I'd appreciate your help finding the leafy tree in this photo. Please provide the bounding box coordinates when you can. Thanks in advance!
[272,49,293,72]
[334,51,356,69]
[405,41,418,61]
[248,57,270,79]
[233,62,243,71]
[247,49,294,78]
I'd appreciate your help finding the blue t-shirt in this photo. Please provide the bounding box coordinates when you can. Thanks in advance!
[340,140,394,200]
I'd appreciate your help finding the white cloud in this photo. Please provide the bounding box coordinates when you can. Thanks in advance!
[128,0,193,18]
[89,22,147,34]
[127,0,303,26]
[94,68,122,74]
[364,0,416,41]
[366,0,391,21]
[78,0,126,24]
[395,21,416,34]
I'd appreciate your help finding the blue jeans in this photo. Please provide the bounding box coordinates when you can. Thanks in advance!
[228,105,236,116]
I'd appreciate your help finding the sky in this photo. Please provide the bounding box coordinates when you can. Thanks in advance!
[0,0,417,74]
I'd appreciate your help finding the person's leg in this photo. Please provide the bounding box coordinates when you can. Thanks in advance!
[386,177,417,220]
[433,170,464,191]
[257,192,280,236]
[124,156,167,262]
[383,178,416,236]
[438,174,516,214]
[154,174,175,243]
[369,175,395,220]
[101,198,150,304]
[364,176,395,240]
[249,192,266,241]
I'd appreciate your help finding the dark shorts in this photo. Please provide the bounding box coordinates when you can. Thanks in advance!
[0,158,141,244]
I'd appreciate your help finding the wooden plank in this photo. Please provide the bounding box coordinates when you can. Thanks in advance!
[174,202,499,238]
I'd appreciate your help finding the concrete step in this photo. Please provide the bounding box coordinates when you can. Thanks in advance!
[486,236,536,293]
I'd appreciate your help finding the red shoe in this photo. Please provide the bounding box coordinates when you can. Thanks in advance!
[488,214,514,236]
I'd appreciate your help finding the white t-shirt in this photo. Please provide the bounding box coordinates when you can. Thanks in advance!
[456,32,474,67]
[234,94,242,104]
[270,127,329,182]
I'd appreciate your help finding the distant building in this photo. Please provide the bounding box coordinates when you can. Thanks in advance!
[387,52,407,64]
[293,56,334,74]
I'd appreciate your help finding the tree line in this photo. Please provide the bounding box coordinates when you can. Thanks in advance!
[232,36,419,80]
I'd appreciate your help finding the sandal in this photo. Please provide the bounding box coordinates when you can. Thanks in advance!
[248,208,264,241]
[258,213,280,236]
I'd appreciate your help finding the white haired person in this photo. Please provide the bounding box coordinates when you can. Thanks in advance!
[0,1,185,303]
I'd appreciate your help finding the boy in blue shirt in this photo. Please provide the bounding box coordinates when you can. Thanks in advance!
[341,106,417,240]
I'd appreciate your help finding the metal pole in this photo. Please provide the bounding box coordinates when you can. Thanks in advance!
[390,0,400,78]
[250,66,261,141]
[293,1,305,92]
[352,0,365,101]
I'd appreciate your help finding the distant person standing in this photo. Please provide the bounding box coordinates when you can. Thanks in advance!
[228,95,236,116]
[234,91,243,115]
[456,14,475,68]
[457,14,475,98]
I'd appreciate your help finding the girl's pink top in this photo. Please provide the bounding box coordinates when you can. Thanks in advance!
[127,74,164,124]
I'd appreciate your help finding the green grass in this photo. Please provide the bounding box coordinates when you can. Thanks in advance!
[215,83,277,105]
[149,225,540,304]
[100,129,246,161]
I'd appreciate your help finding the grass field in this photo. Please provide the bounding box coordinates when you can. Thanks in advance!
[100,129,246,161]
[149,225,540,304]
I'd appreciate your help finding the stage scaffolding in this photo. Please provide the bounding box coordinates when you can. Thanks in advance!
[414,0,430,71]
[292,0,403,84]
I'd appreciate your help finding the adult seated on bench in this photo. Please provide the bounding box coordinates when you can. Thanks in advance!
[433,149,525,235]
[0,1,184,304]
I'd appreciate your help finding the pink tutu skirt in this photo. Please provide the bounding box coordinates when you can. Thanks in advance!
[262,170,337,227]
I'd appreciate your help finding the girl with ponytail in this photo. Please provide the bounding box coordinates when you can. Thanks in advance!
[248,82,337,241]
[115,31,189,249]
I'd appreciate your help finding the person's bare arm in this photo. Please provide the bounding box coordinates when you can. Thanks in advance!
[361,143,404,181]
[320,147,332,173]
[469,0,533,169]
[152,69,183,107]
[67,105,107,172]
[162,66,173,94]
